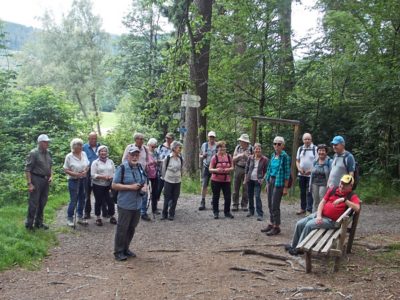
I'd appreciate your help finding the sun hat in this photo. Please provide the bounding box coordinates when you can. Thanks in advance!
[238,134,250,143]
[340,174,354,185]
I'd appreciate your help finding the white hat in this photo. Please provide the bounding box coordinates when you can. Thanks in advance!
[273,136,285,144]
[208,131,216,137]
[37,134,50,142]
[238,134,250,143]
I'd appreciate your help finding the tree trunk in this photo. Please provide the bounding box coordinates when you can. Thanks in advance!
[74,90,88,119]
[91,91,102,136]
[184,0,213,175]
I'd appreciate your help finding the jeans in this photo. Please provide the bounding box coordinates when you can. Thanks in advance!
[291,213,336,248]
[140,192,149,216]
[247,180,263,217]
[114,207,140,254]
[299,175,313,212]
[211,180,231,214]
[267,177,283,225]
[311,184,327,213]
[67,178,86,219]
[162,182,181,218]
[92,184,115,217]
[232,166,248,208]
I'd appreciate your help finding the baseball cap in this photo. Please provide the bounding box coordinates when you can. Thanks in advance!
[128,145,140,154]
[37,134,51,142]
[208,131,216,137]
[331,135,345,145]
[273,136,285,144]
[340,174,354,185]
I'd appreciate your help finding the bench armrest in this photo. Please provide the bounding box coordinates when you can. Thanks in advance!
[334,207,353,226]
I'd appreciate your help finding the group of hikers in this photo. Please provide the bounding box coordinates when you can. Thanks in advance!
[24,130,360,261]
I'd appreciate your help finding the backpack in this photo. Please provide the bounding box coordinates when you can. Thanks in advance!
[299,145,317,157]
[213,154,232,181]
[165,155,183,171]
[110,164,125,204]
[342,152,360,191]
[235,144,254,155]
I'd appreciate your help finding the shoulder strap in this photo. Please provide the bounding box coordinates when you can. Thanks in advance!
[205,142,208,153]
[165,155,171,169]
[329,186,338,197]
[346,191,354,201]
[299,145,304,156]
[313,145,316,156]
[342,151,350,172]
[120,164,125,184]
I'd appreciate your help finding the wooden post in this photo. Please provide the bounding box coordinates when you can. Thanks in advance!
[251,119,257,145]
[305,252,312,273]
[346,209,361,254]
[290,124,300,195]
[334,216,349,272]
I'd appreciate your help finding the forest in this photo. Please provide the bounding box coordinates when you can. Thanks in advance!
[1,0,400,208]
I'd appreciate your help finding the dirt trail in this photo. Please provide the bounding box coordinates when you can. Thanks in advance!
[1,195,399,300]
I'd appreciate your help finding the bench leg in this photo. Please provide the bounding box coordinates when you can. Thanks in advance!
[305,252,312,273]
[333,256,341,272]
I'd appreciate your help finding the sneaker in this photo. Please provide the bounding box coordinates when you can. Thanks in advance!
[246,213,254,217]
[242,207,249,212]
[109,216,117,224]
[35,223,49,230]
[266,227,281,236]
[141,214,151,221]
[256,216,263,221]
[67,219,74,227]
[95,218,103,226]
[296,209,306,215]
[153,210,161,215]
[284,244,292,252]
[224,213,234,219]
[198,199,206,211]
[168,216,174,221]
[260,224,273,233]
[83,214,91,219]
[77,218,88,226]
[232,206,239,212]
[213,212,219,219]
[114,252,128,261]
[125,249,136,258]
[288,248,300,256]
[305,211,311,216]
[161,215,168,220]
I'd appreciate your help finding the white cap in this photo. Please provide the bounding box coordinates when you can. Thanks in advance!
[208,131,216,137]
[37,134,51,142]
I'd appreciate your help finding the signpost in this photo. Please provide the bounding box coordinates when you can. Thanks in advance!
[181,94,201,108]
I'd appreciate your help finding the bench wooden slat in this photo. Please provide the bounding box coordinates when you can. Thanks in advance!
[320,229,341,254]
[303,229,327,251]
[335,207,353,225]
[296,229,318,250]
[312,229,336,254]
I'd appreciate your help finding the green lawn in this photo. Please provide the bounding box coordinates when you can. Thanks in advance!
[100,111,119,133]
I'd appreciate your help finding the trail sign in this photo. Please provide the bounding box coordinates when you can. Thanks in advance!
[181,94,201,108]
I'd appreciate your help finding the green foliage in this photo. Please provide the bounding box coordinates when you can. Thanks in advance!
[0,192,69,271]
[181,175,201,194]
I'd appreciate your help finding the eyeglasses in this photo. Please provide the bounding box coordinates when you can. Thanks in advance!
[273,143,282,146]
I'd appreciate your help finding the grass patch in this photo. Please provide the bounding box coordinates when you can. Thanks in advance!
[181,176,201,194]
[0,192,69,271]
[100,111,119,131]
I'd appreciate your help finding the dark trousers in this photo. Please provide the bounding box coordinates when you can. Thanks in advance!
[267,177,283,226]
[247,180,263,217]
[299,175,313,212]
[26,175,49,227]
[211,180,231,214]
[114,207,140,254]
[149,177,159,213]
[92,184,115,217]
[84,173,92,215]
[155,177,164,201]
[162,182,181,218]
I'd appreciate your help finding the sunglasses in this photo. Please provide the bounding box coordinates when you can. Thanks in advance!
[273,143,282,146]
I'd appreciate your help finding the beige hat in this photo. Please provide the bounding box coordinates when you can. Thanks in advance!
[208,131,216,137]
[37,134,50,142]
[238,134,250,143]
[273,136,285,144]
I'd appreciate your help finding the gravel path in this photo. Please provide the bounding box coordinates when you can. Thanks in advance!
[0,194,399,299]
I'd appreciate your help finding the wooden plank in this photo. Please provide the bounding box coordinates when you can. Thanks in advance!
[335,208,353,226]
[312,229,336,254]
[251,116,301,126]
[303,229,327,251]
[321,229,341,254]
[296,229,318,250]
[347,209,361,254]
[305,252,312,273]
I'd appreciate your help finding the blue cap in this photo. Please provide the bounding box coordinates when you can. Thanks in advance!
[331,135,345,145]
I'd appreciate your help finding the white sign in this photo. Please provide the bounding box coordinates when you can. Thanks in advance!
[182,94,201,102]
[181,100,200,108]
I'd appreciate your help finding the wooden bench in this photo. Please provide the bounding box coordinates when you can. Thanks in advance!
[296,207,361,273]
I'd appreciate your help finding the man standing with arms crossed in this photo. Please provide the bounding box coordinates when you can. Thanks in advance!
[25,134,52,230]
[198,131,217,211]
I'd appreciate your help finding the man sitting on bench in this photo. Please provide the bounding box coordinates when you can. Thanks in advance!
[285,174,361,256]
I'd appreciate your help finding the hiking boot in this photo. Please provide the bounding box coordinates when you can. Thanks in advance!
[25,224,34,231]
[168,216,175,221]
[256,216,263,221]
[114,252,128,261]
[67,219,75,227]
[83,214,91,219]
[35,223,49,230]
[305,211,311,216]
[161,215,168,220]
[125,249,136,258]
[224,212,234,219]
[260,224,273,233]
[296,209,306,215]
[242,207,249,212]
[266,227,281,236]
[109,216,117,224]
[284,244,292,252]
[246,212,254,218]
[95,218,103,226]
[198,199,206,211]
[213,212,219,219]
[232,206,239,212]
[77,218,88,226]
[141,214,151,221]
[288,248,300,256]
